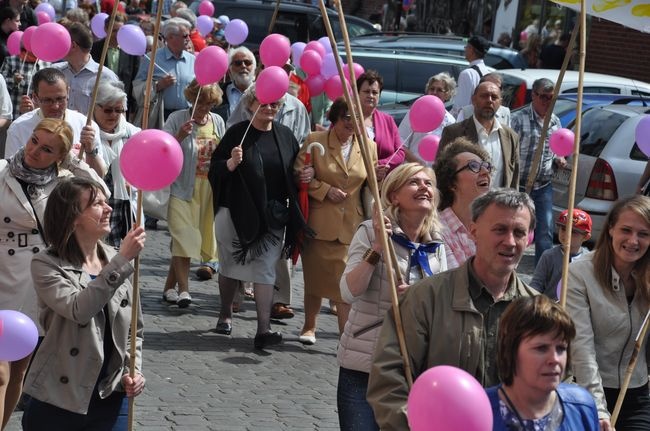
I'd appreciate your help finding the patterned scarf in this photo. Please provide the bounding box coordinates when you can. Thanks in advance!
[8,148,58,186]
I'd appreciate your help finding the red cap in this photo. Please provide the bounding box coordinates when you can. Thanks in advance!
[557,209,592,235]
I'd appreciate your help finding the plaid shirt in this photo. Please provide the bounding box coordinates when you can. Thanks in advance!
[439,207,476,269]
[0,55,50,120]
[511,104,561,190]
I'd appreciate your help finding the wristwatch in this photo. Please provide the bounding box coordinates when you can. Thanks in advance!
[85,146,99,157]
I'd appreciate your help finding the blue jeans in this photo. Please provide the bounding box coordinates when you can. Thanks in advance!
[337,367,379,431]
[22,390,127,431]
[530,182,554,265]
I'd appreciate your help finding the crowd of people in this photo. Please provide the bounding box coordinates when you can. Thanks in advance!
[0,1,648,430]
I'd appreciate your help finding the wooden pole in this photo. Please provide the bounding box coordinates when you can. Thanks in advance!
[559,0,586,309]
[268,0,281,34]
[322,0,413,388]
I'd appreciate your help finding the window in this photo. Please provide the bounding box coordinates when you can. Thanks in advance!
[575,108,627,157]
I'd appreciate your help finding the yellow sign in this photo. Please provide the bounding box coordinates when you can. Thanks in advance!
[551,0,650,31]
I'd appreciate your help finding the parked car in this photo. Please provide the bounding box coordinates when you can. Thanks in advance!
[209,0,377,49]
[552,105,650,241]
[345,33,527,69]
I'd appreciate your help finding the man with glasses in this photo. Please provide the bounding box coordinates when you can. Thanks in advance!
[511,78,562,265]
[440,81,519,189]
[4,67,106,177]
[214,47,256,122]
[456,73,511,127]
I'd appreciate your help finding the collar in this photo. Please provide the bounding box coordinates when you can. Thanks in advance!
[472,114,502,135]
[467,257,517,302]
[469,59,485,67]
[163,46,187,61]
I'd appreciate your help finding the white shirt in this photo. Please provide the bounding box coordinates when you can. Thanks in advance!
[5,108,104,161]
[452,59,490,117]
[52,58,119,115]
[472,115,504,187]
[0,75,12,121]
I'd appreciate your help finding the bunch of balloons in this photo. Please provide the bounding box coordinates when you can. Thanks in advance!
[408,95,446,162]
[7,20,71,62]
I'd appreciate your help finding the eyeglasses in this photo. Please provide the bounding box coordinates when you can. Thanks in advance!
[261,102,281,109]
[534,91,553,102]
[232,59,253,67]
[176,33,190,39]
[341,114,353,122]
[37,96,67,106]
[454,160,492,174]
[428,86,448,94]
[98,105,126,114]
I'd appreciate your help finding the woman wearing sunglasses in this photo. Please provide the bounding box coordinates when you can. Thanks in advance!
[434,138,492,268]
[93,80,141,248]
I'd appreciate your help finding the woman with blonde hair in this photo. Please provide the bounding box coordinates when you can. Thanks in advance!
[567,195,650,431]
[336,162,447,430]
[162,79,225,307]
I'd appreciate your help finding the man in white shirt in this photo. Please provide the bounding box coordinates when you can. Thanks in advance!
[452,35,491,117]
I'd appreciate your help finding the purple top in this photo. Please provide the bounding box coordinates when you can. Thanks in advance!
[372,110,405,170]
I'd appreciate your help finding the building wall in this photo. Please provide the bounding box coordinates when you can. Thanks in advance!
[586,19,650,83]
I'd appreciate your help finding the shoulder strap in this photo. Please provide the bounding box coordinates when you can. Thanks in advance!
[470,65,484,78]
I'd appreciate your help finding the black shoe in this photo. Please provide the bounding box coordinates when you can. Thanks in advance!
[254,331,282,350]
[215,321,232,335]
[144,218,158,230]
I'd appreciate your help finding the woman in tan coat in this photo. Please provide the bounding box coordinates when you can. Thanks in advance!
[294,98,377,345]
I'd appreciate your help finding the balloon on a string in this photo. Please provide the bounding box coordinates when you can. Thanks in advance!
[304,40,326,58]
[7,31,23,56]
[256,66,289,105]
[34,2,55,21]
[260,33,290,68]
[120,130,183,191]
[0,310,39,362]
[224,19,248,45]
[32,23,71,62]
[635,115,650,157]
[324,75,350,101]
[194,45,228,85]
[36,11,51,25]
[299,49,322,77]
[22,26,37,52]
[90,13,108,39]
[117,24,146,56]
[549,128,575,157]
[418,135,440,162]
[409,95,445,133]
[198,0,214,16]
[342,62,364,81]
[196,15,214,37]
[305,75,325,96]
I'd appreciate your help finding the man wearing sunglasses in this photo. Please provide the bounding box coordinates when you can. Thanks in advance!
[511,78,562,265]
[440,81,520,189]
[214,47,257,122]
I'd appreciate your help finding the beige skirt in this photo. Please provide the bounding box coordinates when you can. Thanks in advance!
[301,238,349,302]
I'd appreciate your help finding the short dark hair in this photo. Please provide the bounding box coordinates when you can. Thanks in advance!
[532,78,554,94]
[356,69,383,92]
[65,21,93,51]
[0,6,20,24]
[32,68,67,95]
[471,188,536,231]
[44,177,105,266]
[497,296,576,386]
[327,97,349,124]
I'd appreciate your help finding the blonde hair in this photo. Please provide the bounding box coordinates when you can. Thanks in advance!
[184,79,223,107]
[33,118,73,159]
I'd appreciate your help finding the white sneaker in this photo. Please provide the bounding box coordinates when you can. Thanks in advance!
[163,289,179,303]
[177,291,192,308]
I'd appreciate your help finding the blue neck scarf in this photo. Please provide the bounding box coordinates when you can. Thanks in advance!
[391,234,441,277]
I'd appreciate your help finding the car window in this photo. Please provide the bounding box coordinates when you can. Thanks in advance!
[485,54,513,69]
[397,60,462,94]
[224,7,272,43]
[352,55,397,104]
[553,99,578,120]
[631,90,650,98]
[575,108,627,157]
[275,12,308,42]
[563,87,621,94]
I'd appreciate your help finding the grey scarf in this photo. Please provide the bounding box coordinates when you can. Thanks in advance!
[8,148,58,186]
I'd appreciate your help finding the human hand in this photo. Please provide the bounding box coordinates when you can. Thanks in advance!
[599,419,615,431]
[19,95,34,114]
[371,205,392,252]
[14,73,23,84]
[119,226,146,260]
[554,157,567,169]
[299,166,314,183]
[375,164,389,181]
[80,125,95,150]
[227,146,243,171]
[157,74,176,91]
[121,373,145,398]
[177,119,193,141]
[396,283,409,295]
[326,187,347,203]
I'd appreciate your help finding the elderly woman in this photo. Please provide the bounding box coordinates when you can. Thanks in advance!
[93,80,141,247]
[356,70,404,181]
[433,137,492,268]
[208,84,308,350]
[398,72,456,165]
[293,98,377,345]
[162,79,225,307]
[22,177,146,430]
[0,119,104,428]
[486,295,599,430]
[567,196,650,431]
[337,163,447,430]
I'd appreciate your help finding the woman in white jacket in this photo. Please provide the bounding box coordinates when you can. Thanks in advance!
[567,195,650,431]
[337,163,447,431]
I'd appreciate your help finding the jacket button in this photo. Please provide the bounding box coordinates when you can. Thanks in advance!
[120,299,128,307]
[7,232,13,238]
[8,249,14,256]
[69,348,79,356]
[108,272,119,283]
[32,247,39,253]
[3,217,9,223]
[32,229,39,234]
[60,376,69,384]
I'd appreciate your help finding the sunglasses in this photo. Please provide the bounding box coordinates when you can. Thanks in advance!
[534,91,553,102]
[99,105,126,114]
[455,160,492,174]
[260,102,281,109]
[232,59,253,67]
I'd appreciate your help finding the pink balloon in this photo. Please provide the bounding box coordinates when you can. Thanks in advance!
[260,33,291,68]
[32,23,71,62]
[198,0,214,16]
[635,115,650,157]
[299,49,322,76]
[549,128,575,157]
[117,24,146,56]
[196,15,214,37]
[34,2,55,20]
[91,13,108,39]
[194,45,228,85]
[304,40,326,58]
[418,135,440,162]
[520,30,528,42]
[305,75,325,96]
[317,36,333,54]
[7,31,23,56]
[342,62,364,80]
[320,53,340,79]
[36,11,51,25]
[407,366,492,431]
[0,310,39,361]
[291,42,306,66]
[410,95,446,133]
[119,130,183,191]
[256,66,289,105]
[224,19,248,45]
[324,75,350,101]
[22,26,36,53]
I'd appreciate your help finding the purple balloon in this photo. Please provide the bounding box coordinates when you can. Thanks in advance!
[34,2,55,20]
[91,13,108,39]
[635,115,650,157]
[317,36,333,54]
[0,310,39,361]
[556,280,563,300]
[291,42,306,68]
[224,19,248,46]
[320,52,339,80]
[196,15,214,38]
[117,24,146,56]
